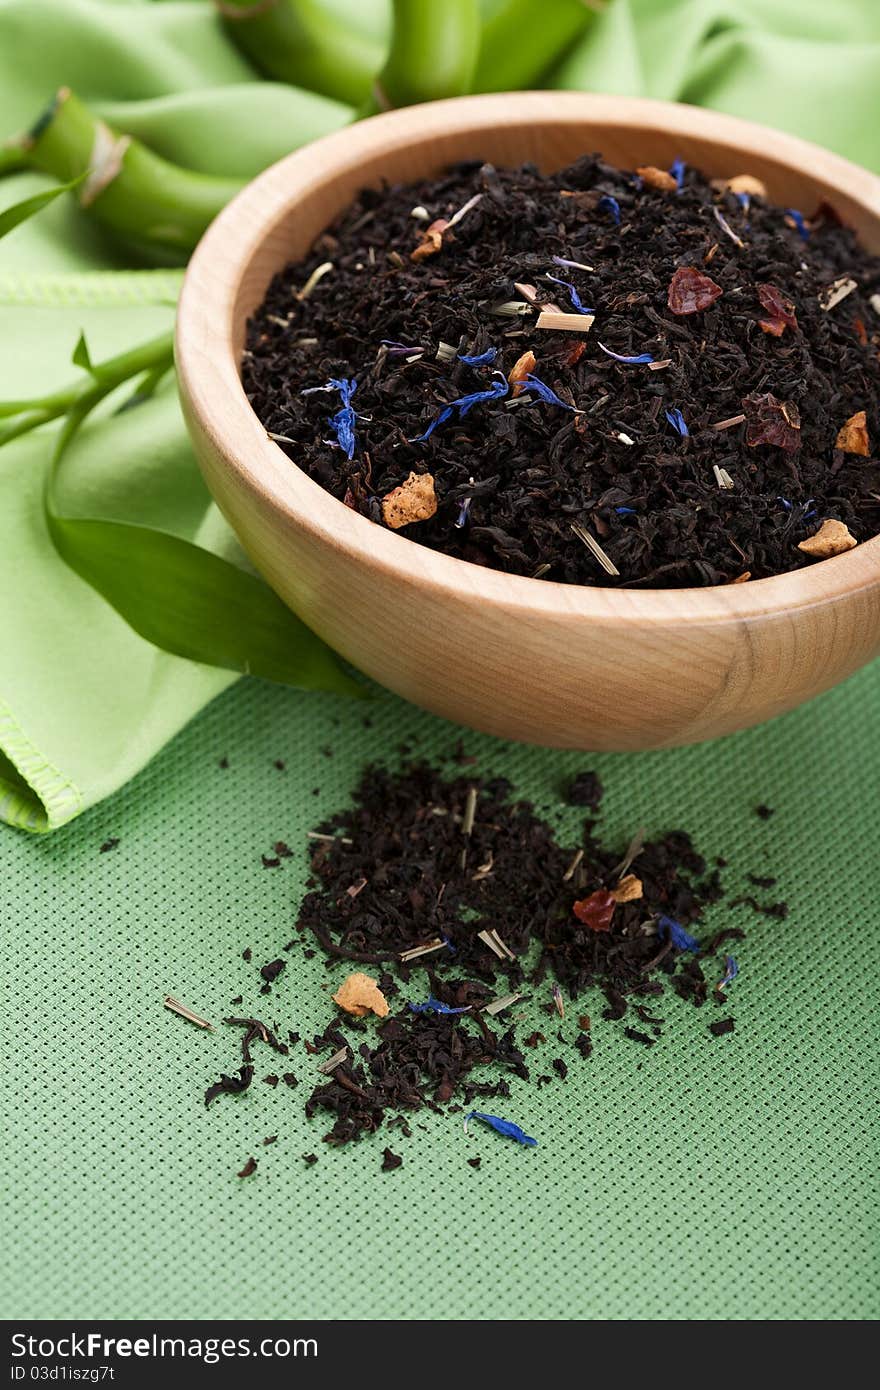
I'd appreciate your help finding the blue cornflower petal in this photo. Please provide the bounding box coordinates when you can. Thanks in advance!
[598,342,654,366]
[409,995,471,1015]
[664,407,689,437]
[456,375,509,418]
[459,347,497,366]
[719,955,739,990]
[545,274,594,315]
[330,404,357,458]
[670,157,686,191]
[615,506,636,516]
[455,497,472,529]
[598,194,621,226]
[410,374,510,438]
[657,915,701,953]
[465,1111,537,1147]
[302,377,358,459]
[413,405,453,443]
[785,207,810,240]
[521,373,575,411]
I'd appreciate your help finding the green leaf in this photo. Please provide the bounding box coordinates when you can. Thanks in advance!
[71,331,93,373]
[71,331,119,383]
[0,172,86,241]
[48,514,364,697]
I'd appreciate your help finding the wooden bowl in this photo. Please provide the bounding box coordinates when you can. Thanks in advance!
[177,92,880,750]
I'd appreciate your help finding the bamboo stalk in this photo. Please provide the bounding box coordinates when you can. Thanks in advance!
[18,90,243,260]
[217,0,383,107]
[0,144,29,177]
[366,0,480,113]
[473,0,598,92]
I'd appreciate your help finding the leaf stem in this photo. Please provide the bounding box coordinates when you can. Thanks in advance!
[0,330,174,449]
[20,90,243,259]
[217,0,383,107]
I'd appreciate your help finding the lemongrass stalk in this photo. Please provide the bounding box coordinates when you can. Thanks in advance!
[18,90,243,259]
[0,331,174,450]
[217,0,382,106]
[473,0,599,92]
[366,0,480,113]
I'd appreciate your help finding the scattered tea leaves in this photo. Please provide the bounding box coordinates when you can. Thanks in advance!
[709,1018,735,1037]
[205,1065,254,1108]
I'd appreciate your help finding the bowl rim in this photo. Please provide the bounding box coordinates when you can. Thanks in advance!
[177,91,880,628]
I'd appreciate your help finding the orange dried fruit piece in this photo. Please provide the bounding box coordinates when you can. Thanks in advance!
[724,173,768,199]
[636,165,678,192]
[835,409,870,456]
[382,472,438,529]
[797,519,858,558]
[508,350,536,395]
[610,874,643,904]
[667,266,723,315]
[411,218,449,263]
[331,971,389,1018]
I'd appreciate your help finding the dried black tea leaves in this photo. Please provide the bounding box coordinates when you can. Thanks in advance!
[565,770,603,808]
[205,1065,254,1108]
[709,1018,735,1037]
[210,761,773,1162]
[244,156,880,587]
[260,959,286,985]
[287,761,755,1144]
[223,1016,288,1064]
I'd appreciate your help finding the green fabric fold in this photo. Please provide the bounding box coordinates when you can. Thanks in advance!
[1,0,878,832]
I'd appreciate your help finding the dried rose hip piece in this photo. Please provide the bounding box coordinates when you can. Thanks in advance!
[572,889,616,932]
[667,266,724,315]
[757,282,798,336]
[743,392,802,451]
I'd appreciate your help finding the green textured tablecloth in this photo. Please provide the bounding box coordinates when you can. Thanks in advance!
[4,669,879,1320]
[2,0,879,1323]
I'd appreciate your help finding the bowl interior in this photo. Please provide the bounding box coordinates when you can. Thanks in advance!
[231,98,880,359]
[180,94,880,628]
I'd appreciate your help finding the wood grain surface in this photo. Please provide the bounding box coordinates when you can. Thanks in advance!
[177,93,880,749]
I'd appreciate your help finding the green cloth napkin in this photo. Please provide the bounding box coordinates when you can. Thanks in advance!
[1,0,878,832]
